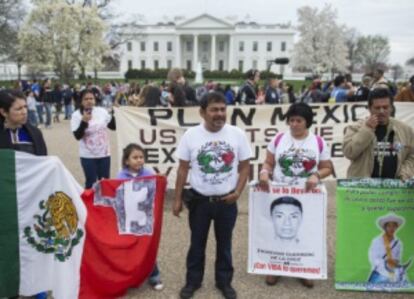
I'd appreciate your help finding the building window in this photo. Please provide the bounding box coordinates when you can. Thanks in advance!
[238,60,243,72]
[128,60,133,70]
[218,41,225,52]
[186,60,192,71]
[127,42,132,52]
[253,41,258,52]
[239,41,244,52]
[218,60,224,71]
[252,60,258,69]
[186,41,193,52]
[167,41,172,51]
[202,41,208,52]
[167,60,172,69]
[267,42,272,52]
[154,60,159,70]
[141,60,146,69]
[140,41,146,51]
[154,41,159,52]
[281,41,286,52]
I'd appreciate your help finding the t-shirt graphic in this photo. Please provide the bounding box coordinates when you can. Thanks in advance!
[197,141,235,185]
[84,123,109,156]
[278,146,317,179]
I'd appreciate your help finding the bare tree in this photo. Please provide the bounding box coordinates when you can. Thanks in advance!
[344,27,360,73]
[355,35,390,73]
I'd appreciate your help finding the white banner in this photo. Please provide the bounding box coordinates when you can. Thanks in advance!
[247,183,328,279]
[115,103,414,186]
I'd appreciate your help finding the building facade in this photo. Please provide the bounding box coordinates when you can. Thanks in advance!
[120,14,295,75]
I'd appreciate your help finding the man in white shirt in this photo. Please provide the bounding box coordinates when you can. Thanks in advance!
[173,92,252,299]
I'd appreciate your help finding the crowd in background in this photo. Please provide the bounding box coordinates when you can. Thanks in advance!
[2,67,414,128]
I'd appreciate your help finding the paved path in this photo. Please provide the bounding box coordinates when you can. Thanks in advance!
[42,120,409,299]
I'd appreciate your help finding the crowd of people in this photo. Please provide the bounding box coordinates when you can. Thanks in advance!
[0,67,414,299]
[3,68,414,131]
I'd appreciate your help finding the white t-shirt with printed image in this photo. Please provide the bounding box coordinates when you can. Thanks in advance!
[71,107,111,158]
[267,131,330,185]
[177,123,252,196]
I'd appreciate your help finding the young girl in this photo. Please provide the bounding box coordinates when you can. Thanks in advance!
[117,143,164,291]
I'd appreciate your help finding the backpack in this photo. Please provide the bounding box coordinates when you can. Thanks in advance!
[273,133,324,153]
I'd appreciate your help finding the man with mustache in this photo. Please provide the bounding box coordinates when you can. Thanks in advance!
[343,88,414,179]
[173,92,252,299]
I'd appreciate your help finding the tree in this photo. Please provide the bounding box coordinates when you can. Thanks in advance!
[354,35,390,73]
[0,0,26,57]
[406,57,414,67]
[344,27,360,73]
[18,0,109,81]
[389,64,404,82]
[293,4,349,77]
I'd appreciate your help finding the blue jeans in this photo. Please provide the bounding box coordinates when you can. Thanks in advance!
[36,103,44,124]
[80,157,110,188]
[185,198,237,287]
[28,110,38,126]
[44,103,52,127]
[148,263,161,284]
[64,104,73,119]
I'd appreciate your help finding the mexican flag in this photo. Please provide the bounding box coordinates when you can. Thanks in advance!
[0,149,167,299]
[0,149,87,299]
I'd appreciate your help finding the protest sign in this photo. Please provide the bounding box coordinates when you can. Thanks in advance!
[247,183,328,279]
[336,179,414,292]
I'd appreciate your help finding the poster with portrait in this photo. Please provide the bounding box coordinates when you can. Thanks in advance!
[336,179,414,293]
[248,183,328,279]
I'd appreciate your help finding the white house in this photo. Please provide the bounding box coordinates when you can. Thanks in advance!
[120,14,295,75]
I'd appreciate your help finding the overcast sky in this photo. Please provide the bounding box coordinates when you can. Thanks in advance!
[115,0,414,66]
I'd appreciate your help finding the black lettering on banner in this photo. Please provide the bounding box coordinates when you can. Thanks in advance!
[270,107,287,125]
[322,105,341,124]
[160,129,176,144]
[162,148,176,163]
[178,109,199,127]
[140,129,156,145]
[331,142,344,158]
[251,145,267,161]
[310,105,319,125]
[148,109,173,126]
[351,104,368,122]
[145,148,159,163]
[245,128,260,142]
[153,166,174,177]
[230,108,256,126]
[343,104,349,123]
[249,163,263,181]
[314,126,333,141]
[264,128,278,142]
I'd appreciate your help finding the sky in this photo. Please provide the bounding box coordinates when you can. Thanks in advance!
[114,0,414,66]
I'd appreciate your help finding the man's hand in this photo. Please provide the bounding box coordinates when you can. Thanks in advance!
[172,198,183,217]
[258,172,270,192]
[221,191,240,204]
[386,258,398,269]
[305,173,319,192]
[365,115,378,130]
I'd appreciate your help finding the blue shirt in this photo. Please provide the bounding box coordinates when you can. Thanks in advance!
[116,167,155,179]
[331,87,348,102]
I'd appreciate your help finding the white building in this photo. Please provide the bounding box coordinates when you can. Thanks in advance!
[120,14,295,75]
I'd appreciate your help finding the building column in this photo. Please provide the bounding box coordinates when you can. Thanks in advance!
[228,35,234,71]
[211,34,216,70]
[175,34,181,68]
[193,34,198,71]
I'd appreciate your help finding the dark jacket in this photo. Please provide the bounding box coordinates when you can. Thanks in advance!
[0,121,47,156]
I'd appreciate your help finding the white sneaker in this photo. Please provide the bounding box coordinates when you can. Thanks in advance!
[152,281,164,291]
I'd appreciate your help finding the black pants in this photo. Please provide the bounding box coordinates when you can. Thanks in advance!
[185,197,237,287]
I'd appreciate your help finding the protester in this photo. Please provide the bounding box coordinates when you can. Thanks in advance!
[395,75,414,102]
[258,102,333,288]
[343,88,414,179]
[173,92,252,299]
[26,90,38,127]
[354,75,372,102]
[330,75,355,103]
[167,68,197,107]
[371,69,388,90]
[70,89,116,188]
[0,89,48,299]
[62,84,74,120]
[116,143,164,291]
[235,69,262,105]
[264,78,280,104]
[224,84,235,105]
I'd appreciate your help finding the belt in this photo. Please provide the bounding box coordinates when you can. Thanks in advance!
[190,188,234,203]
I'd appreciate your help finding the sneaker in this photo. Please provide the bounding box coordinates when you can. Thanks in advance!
[179,284,201,299]
[265,275,280,286]
[216,284,237,299]
[151,281,164,291]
